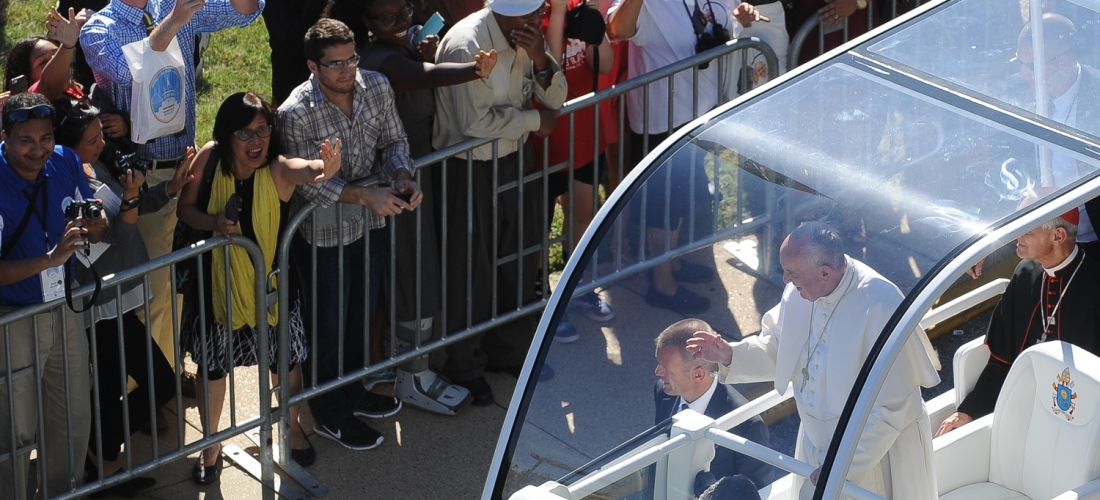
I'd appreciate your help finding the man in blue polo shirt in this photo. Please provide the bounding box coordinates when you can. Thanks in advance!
[0,92,105,499]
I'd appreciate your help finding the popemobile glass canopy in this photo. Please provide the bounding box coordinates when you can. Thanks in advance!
[487,0,1100,499]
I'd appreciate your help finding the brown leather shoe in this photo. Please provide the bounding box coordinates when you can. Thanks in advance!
[180,371,198,399]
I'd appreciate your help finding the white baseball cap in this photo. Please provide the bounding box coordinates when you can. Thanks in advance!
[487,0,544,17]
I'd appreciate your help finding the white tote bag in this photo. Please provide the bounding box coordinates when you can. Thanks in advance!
[122,36,187,144]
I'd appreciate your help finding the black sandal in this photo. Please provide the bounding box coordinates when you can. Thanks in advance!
[191,445,223,485]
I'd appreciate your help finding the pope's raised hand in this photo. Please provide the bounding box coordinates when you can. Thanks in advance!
[686,330,734,367]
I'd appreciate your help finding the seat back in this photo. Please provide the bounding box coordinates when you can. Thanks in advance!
[954,336,991,408]
[988,341,1100,499]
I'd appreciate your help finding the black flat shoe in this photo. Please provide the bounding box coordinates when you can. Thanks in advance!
[291,434,316,467]
[191,447,223,485]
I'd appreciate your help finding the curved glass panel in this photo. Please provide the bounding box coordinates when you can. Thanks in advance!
[867,0,1100,140]
[498,45,1100,499]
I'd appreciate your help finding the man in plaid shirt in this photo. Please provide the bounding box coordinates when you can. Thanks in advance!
[278,18,421,451]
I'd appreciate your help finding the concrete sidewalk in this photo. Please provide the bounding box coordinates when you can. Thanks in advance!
[107,370,516,500]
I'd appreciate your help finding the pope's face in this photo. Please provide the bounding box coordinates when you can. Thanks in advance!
[780,241,832,302]
[655,346,695,397]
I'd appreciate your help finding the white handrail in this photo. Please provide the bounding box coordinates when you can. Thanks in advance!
[919,278,1010,329]
[706,429,885,500]
[568,433,691,499]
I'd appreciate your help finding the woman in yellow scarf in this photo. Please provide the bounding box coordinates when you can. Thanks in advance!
[176,92,340,484]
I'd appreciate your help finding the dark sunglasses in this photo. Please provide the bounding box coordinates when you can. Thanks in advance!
[9,105,53,124]
[368,3,415,28]
[233,125,273,141]
[57,104,95,131]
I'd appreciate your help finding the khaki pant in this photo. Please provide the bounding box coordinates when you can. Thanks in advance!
[136,167,181,369]
[0,305,91,500]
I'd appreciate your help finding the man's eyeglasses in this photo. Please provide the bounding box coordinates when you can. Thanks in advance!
[233,125,273,141]
[368,3,415,28]
[8,105,53,124]
[316,54,361,71]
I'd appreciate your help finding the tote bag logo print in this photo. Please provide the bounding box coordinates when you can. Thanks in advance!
[149,66,183,124]
[122,36,187,143]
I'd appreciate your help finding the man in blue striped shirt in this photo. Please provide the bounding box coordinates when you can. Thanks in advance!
[79,0,262,390]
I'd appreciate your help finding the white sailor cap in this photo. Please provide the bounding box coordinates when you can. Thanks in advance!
[487,0,544,17]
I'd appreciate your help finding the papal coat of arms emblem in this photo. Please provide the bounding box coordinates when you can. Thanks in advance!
[1052,368,1078,421]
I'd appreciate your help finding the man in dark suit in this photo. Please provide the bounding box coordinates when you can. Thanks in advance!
[1018,13,1100,256]
[653,319,772,493]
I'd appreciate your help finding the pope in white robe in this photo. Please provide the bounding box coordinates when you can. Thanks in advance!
[689,222,941,499]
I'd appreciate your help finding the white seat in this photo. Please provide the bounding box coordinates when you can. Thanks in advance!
[953,336,990,408]
[935,341,1100,500]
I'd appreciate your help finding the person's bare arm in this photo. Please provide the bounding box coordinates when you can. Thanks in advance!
[177,144,238,237]
[149,0,204,51]
[273,138,341,201]
[375,50,497,91]
[607,0,643,40]
[586,36,614,74]
[0,220,86,285]
[38,7,81,101]
[229,0,261,15]
[546,0,568,63]
[114,168,145,224]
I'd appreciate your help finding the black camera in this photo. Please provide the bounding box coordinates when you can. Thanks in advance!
[115,150,151,176]
[694,23,731,70]
[65,199,105,221]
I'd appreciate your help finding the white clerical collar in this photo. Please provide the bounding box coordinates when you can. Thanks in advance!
[818,255,855,306]
[1044,245,1079,277]
[1052,64,1082,124]
[681,376,719,414]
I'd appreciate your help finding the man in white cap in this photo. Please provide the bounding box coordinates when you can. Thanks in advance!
[432,0,568,405]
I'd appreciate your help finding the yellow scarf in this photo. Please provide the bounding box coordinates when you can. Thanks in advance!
[209,163,280,329]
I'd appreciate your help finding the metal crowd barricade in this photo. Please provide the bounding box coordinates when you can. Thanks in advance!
[0,236,277,500]
[0,35,783,500]
[271,36,779,493]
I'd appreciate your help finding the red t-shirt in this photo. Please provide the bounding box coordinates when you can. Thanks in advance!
[28,80,84,100]
[533,0,609,170]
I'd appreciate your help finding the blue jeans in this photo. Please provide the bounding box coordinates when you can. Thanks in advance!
[292,229,384,425]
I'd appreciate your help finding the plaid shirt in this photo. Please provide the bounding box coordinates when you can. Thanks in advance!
[80,0,263,160]
[278,70,414,247]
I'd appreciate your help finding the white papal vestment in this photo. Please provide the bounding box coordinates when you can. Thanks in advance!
[719,257,941,499]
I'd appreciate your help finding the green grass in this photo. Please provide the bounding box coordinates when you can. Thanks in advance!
[1,2,580,272]
[1,0,270,141]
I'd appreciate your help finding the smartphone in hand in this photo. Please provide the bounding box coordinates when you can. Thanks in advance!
[9,75,28,94]
[225,194,241,223]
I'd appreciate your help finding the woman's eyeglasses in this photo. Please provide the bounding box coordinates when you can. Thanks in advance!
[368,3,415,28]
[233,126,272,141]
